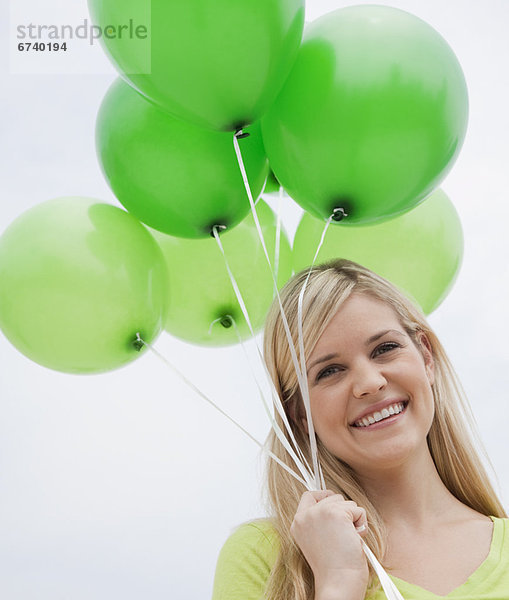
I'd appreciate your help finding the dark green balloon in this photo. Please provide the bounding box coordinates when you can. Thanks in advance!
[293,189,463,314]
[152,201,292,346]
[88,0,305,131]
[262,5,468,225]
[0,198,169,373]
[96,78,269,238]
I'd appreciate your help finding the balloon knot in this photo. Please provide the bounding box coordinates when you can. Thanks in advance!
[234,128,250,139]
[331,207,348,222]
[210,224,227,237]
[132,332,144,352]
[220,315,233,329]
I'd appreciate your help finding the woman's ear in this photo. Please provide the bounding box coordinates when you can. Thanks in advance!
[417,331,435,386]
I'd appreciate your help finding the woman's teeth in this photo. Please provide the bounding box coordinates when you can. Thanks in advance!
[353,402,406,428]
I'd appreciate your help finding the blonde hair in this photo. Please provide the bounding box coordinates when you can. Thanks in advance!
[262,259,506,600]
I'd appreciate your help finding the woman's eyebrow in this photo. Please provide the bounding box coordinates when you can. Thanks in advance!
[365,329,405,345]
[307,353,339,374]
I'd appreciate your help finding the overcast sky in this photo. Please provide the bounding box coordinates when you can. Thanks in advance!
[1,1,508,598]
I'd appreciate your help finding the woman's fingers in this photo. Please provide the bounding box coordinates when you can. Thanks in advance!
[292,492,369,542]
[290,491,370,594]
[295,489,337,511]
[306,494,369,533]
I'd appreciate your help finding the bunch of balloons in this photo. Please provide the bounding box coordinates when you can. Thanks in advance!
[0,1,468,374]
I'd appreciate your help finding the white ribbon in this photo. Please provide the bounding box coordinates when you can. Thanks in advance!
[232,132,405,600]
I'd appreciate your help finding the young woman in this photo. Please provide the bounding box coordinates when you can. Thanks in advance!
[212,259,508,600]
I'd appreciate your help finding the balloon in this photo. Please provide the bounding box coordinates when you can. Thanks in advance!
[292,189,463,314]
[152,201,292,346]
[262,5,468,225]
[263,170,282,195]
[0,198,169,374]
[96,78,269,239]
[88,0,305,131]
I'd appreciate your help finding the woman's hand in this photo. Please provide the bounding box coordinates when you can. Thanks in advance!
[290,490,369,600]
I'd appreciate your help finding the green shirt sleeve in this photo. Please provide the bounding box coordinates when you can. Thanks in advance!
[212,520,279,600]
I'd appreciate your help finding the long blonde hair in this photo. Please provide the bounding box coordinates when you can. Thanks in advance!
[262,259,506,600]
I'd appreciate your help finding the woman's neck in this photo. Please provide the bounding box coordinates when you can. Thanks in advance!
[356,445,467,529]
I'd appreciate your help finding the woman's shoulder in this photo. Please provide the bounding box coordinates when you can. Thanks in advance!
[490,515,509,546]
[490,515,509,537]
[212,518,279,600]
[229,518,279,544]
[215,518,280,566]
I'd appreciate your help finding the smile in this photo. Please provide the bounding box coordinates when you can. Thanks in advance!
[352,401,408,428]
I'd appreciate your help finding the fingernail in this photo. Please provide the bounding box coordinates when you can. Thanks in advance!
[355,524,367,533]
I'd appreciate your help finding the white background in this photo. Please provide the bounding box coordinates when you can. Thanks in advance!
[1,1,508,598]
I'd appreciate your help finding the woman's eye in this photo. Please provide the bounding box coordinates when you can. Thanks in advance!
[373,342,401,357]
[316,365,343,381]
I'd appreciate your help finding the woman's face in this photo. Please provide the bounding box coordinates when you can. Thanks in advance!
[303,293,435,475]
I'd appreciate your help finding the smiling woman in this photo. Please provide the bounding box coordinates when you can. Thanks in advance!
[212,259,508,600]
[300,293,436,477]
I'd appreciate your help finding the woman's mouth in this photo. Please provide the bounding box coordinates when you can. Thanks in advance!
[351,401,408,429]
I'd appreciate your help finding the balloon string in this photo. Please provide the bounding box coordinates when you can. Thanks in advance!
[296,215,334,492]
[290,217,405,599]
[362,543,405,600]
[210,229,315,485]
[232,138,404,600]
[142,283,403,600]
[137,334,261,446]
[273,185,283,291]
[211,227,255,335]
[208,316,228,335]
[233,131,322,488]
[135,333,310,488]
[210,226,314,478]
[227,318,315,489]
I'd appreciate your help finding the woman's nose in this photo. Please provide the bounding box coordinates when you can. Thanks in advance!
[352,362,387,398]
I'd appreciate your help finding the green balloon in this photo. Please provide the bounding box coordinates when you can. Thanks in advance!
[152,200,292,346]
[88,0,305,131]
[0,198,169,374]
[96,78,269,239]
[262,5,468,225]
[293,189,463,314]
[263,170,282,195]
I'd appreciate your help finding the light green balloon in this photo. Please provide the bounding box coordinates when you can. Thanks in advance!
[293,189,463,314]
[152,201,292,346]
[0,198,169,373]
